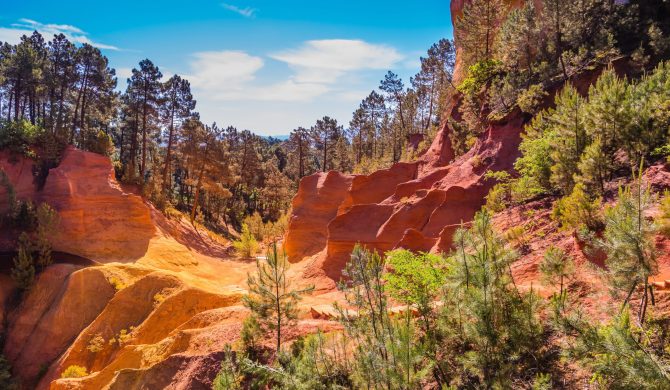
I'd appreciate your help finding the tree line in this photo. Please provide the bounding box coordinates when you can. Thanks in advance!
[0,31,455,232]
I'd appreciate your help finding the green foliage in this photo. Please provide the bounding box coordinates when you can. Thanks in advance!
[212,345,242,390]
[659,190,670,236]
[532,373,553,390]
[243,243,314,353]
[455,0,505,67]
[11,232,35,291]
[13,200,37,231]
[60,365,88,379]
[484,183,509,212]
[233,224,259,258]
[539,246,574,294]
[0,119,42,156]
[504,225,530,251]
[572,310,670,389]
[240,315,263,360]
[242,211,289,244]
[517,84,548,115]
[515,112,555,193]
[599,177,658,323]
[515,64,670,201]
[265,332,354,389]
[575,137,610,195]
[483,170,512,212]
[539,246,574,316]
[35,203,59,270]
[584,69,633,164]
[458,59,503,96]
[0,355,16,390]
[384,249,446,311]
[446,210,544,387]
[0,168,17,224]
[552,182,603,232]
[85,130,114,156]
[336,245,432,389]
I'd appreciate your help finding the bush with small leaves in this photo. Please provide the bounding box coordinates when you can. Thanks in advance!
[233,224,259,258]
[552,182,603,232]
[60,365,88,379]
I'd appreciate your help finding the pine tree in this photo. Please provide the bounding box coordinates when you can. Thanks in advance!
[379,71,408,161]
[34,203,59,271]
[285,127,311,179]
[584,68,633,170]
[310,116,342,172]
[11,232,35,291]
[539,246,574,310]
[71,44,117,147]
[576,137,609,195]
[243,243,314,353]
[447,210,543,387]
[548,83,587,194]
[541,0,569,78]
[361,91,385,159]
[128,59,162,178]
[455,0,505,67]
[496,0,542,81]
[600,175,658,324]
[45,34,76,138]
[161,75,195,191]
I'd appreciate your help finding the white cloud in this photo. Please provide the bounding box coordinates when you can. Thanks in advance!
[115,67,133,83]
[187,51,264,98]
[221,3,257,18]
[0,18,119,50]
[186,50,329,102]
[186,41,406,134]
[270,39,403,84]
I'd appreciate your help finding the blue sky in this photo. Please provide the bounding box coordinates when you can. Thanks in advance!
[1,1,453,135]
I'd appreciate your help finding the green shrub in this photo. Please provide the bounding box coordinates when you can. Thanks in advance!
[572,311,670,389]
[458,59,503,96]
[60,365,88,379]
[213,345,242,390]
[243,212,265,241]
[0,119,42,155]
[85,130,114,156]
[517,84,548,114]
[233,224,259,258]
[552,183,603,231]
[35,203,59,270]
[11,232,35,291]
[13,200,37,230]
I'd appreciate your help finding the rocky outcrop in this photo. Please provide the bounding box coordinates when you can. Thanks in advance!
[285,108,527,281]
[0,146,154,261]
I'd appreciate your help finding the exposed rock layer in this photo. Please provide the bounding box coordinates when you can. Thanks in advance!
[0,146,154,261]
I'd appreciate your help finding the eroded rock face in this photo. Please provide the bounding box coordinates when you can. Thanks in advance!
[0,146,154,261]
[285,171,353,262]
[284,108,527,281]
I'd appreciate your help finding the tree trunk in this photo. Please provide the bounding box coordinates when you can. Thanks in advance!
[141,85,148,178]
[163,102,176,188]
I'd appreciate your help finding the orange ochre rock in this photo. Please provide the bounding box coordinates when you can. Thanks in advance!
[285,108,526,283]
[0,146,154,261]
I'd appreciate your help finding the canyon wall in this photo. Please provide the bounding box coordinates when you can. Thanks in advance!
[0,146,154,262]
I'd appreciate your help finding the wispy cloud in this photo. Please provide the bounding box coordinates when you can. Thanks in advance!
[270,39,403,84]
[187,40,403,104]
[0,18,119,50]
[221,3,257,18]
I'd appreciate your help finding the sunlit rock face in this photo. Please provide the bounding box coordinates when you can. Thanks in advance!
[0,146,154,262]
